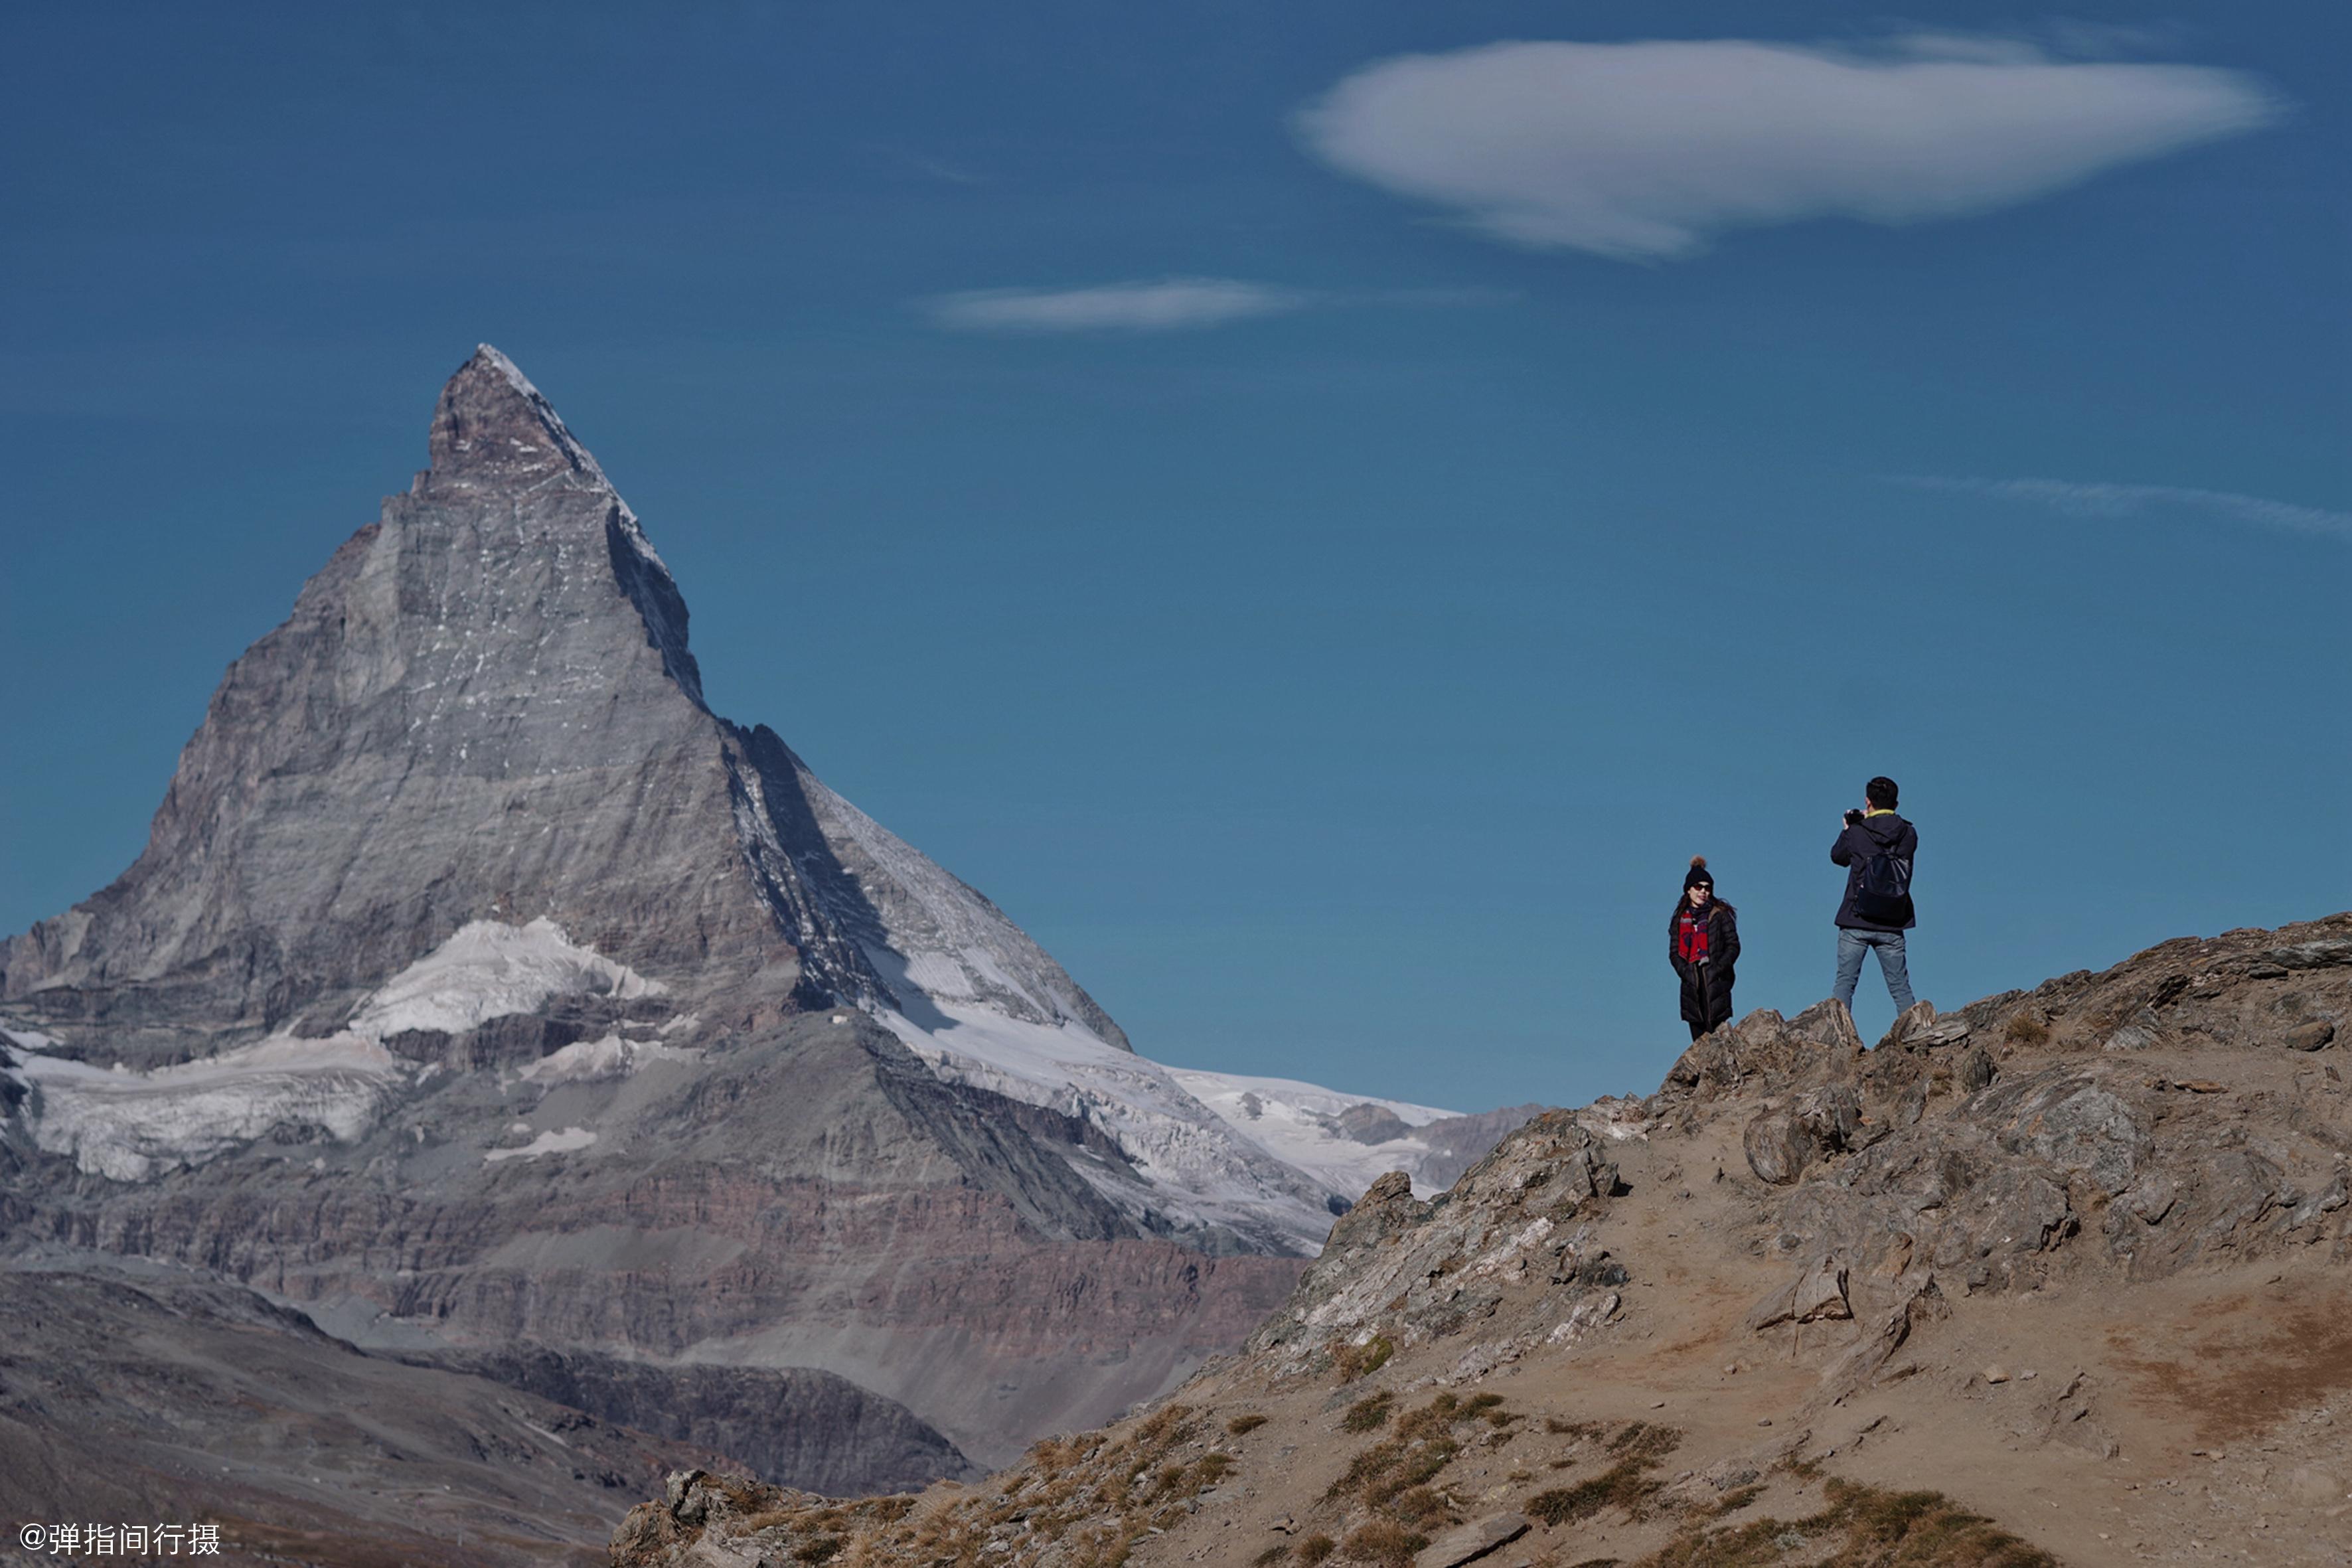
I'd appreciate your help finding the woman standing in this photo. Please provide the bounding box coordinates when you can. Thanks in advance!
[1670,857,1739,1041]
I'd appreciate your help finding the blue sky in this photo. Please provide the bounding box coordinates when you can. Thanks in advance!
[3,2,2345,1113]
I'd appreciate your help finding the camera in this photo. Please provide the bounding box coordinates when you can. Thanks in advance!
[1843,808,1864,826]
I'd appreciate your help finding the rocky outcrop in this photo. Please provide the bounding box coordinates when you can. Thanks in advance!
[1243,1107,1637,1370]
[1667,917,2352,1298]
[1413,1103,1554,1190]
[609,915,2351,1568]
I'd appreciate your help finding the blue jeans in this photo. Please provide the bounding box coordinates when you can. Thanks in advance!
[1835,929,1915,1012]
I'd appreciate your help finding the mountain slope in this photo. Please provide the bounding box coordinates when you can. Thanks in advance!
[0,1253,736,1568]
[0,347,1536,1502]
[607,914,2352,1568]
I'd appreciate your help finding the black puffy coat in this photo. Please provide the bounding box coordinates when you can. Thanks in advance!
[1668,900,1740,1032]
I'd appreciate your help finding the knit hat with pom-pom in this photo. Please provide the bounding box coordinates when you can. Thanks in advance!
[1683,856,1714,892]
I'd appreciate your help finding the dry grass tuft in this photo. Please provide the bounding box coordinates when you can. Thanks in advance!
[1296,1534,1336,1563]
[1607,1421,1682,1464]
[1027,1435,1083,1475]
[1341,1391,1395,1433]
[1393,1392,1459,1441]
[1711,1484,1764,1517]
[1635,1477,2058,1567]
[1227,1413,1269,1437]
[653,1395,1236,1568]
[1323,1387,1529,1536]
[1528,1460,1658,1527]
[1136,1403,1192,1444]
[1339,1520,1429,1567]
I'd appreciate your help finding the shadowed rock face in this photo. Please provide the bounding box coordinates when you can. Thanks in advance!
[407,1346,979,1496]
[0,1257,733,1568]
[0,348,1294,1501]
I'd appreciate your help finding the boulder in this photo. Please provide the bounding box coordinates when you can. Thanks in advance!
[2284,1020,2337,1052]
[1788,999,1864,1054]
[1745,1083,1863,1186]
[1909,1016,1972,1048]
[1412,1512,1531,1568]
[1797,1084,1862,1150]
[1746,1257,1851,1331]
[1984,1073,2148,1196]
[1936,1166,2075,1276]
[1820,1269,1943,1393]
[1878,1000,1937,1050]
[1745,1109,1816,1186]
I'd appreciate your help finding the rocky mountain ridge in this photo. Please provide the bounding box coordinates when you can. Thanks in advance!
[0,345,1121,1064]
[609,913,2352,1568]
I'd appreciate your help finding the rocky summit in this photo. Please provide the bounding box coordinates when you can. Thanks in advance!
[0,345,1120,1063]
[609,915,2351,1568]
[0,349,1543,1557]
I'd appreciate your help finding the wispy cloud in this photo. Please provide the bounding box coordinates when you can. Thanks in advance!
[1296,35,2282,260]
[1897,476,2352,541]
[921,277,1507,334]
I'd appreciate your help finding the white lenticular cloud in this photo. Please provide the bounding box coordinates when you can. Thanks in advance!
[926,277,1312,333]
[1901,477,2352,542]
[1296,37,2282,260]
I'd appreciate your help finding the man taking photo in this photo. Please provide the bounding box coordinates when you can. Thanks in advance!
[1831,775,1918,1017]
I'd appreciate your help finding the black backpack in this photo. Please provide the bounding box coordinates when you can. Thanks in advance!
[1855,848,1914,926]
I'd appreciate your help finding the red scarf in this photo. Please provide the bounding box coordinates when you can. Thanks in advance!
[1676,905,1712,963]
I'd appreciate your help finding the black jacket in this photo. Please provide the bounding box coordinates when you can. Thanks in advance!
[1831,812,1919,931]
[1668,900,1739,1031]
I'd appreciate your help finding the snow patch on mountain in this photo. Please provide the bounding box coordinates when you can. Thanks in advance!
[347,917,666,1039]
[873,1002,1403,1255]
[1167,1069,1462,1201]
[518,1034,701,1086]
[5,919,676,1182]
[485,1125,598,1163]
[12,1031,407,1182]
[795,769,1129,1051]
